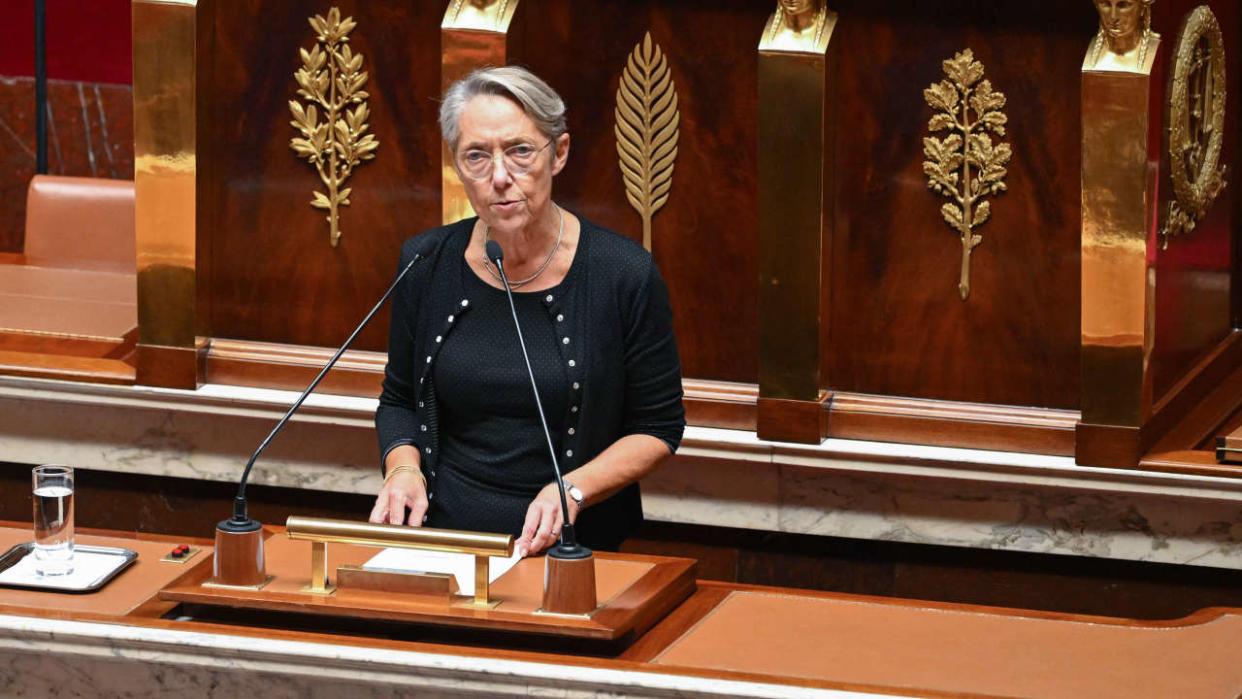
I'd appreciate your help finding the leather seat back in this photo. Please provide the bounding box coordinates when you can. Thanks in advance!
[24,175,136,271]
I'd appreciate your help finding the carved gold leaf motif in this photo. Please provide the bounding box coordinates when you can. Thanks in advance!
[289,7,379,248]
[615,31,680,252]
[1161,5,1227,248]
[923,48,1011,301]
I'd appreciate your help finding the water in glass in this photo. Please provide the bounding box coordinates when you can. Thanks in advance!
[32,466,74,576]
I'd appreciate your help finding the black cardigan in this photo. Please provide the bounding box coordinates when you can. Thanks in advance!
[375,216,685,550]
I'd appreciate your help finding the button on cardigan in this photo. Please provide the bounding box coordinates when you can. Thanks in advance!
[375,216,686,551]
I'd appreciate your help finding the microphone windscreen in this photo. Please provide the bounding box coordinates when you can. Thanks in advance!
[485,239,504,264]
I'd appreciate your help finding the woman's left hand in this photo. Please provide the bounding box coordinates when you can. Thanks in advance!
[516,482,579,555]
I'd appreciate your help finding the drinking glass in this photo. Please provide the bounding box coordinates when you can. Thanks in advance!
[32,465,74,576]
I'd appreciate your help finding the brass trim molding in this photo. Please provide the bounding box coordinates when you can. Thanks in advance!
[1161,5,1227,248]
[615,31,680,252]
[289,7,379,248]
[923,49,1011,301]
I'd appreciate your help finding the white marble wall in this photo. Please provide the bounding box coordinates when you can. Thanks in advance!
[5,376,1242,570]
[641,454,1242,569]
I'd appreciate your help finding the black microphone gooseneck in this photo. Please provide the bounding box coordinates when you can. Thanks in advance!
[485,240,589,558]
[218,250,428,534]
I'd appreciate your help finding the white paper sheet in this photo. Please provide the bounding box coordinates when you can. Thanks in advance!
[362,546,524,593]
[0,549,129,590]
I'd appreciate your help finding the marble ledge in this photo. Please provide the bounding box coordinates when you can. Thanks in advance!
[0,614,874,698]
[6,375,1242,570]
[4,375,1242,503]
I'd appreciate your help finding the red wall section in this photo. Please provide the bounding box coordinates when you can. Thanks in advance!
[0,0,132,85]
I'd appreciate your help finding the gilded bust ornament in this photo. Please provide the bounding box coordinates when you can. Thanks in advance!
[1085,0,1160,72]
[758,0,834,54]
[1161,5,1227,246]
[441,0,516,32]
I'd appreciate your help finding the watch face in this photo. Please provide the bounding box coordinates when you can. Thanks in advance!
[568,485,584,504]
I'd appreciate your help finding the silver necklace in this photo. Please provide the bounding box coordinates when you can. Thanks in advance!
[482,204,564,289]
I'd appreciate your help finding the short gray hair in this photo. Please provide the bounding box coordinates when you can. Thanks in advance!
[439,66,567,150]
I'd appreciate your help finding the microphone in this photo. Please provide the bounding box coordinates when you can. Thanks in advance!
[212,240,432,586]
[485,240,590,561]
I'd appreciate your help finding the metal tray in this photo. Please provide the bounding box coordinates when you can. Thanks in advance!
[0,543,137,593]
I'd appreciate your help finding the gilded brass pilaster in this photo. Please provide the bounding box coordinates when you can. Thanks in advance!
[1080,36,1161,428]
[756,3,837,417]
[133,0,200,388]
[440,0,518,224]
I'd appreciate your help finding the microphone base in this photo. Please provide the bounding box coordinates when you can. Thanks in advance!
[541,544,596,615]
[212,518,267,588]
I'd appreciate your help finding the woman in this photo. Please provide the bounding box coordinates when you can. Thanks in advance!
[371,66,685,555]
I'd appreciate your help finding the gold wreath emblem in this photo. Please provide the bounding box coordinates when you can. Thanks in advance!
[1162,5,1228,247]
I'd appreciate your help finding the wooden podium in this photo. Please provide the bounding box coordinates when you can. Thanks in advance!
[160,525,696,648]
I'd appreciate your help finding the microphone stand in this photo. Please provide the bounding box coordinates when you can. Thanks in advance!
[487,240,596,614]
[211,250,427,587]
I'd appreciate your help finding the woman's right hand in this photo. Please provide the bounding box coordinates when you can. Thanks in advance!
[369,466,429,526]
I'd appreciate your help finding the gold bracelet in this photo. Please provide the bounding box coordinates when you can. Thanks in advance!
[383,464,426,489]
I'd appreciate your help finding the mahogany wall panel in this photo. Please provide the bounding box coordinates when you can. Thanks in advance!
[201,0,444,352]
[200,0,764,384]
[507,0,766,383]
[827,0,1094,410]
[195,1,1239,414]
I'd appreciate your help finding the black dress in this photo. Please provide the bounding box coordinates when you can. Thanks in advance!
[375,216,685,550]
[426,256,571,535]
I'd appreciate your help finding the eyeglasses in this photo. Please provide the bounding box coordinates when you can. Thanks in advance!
[455,140,552,181]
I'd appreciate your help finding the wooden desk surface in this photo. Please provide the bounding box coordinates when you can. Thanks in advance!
[4,521,1242,697]
[648,586,1242,698]
[0,526,210,616]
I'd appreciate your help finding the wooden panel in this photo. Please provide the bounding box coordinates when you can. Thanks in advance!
[0,350,134,385]
[189,0,1241,427]
[828,393,1078,456]
[198,1,765,383]
[201,0,444,352]
[756,396,828,444]
[1150,0,1240,402]
[827,0,1092,410]
[506,1,765,383]
[204,338,385,397]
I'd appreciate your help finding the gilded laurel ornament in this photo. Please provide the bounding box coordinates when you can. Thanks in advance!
[923,49,1011,301]
[1161,5,1227,248]
[289,7,379,248]
[615,31,680,252]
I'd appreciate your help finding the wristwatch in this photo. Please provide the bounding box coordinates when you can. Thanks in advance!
[564,482,585,508]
